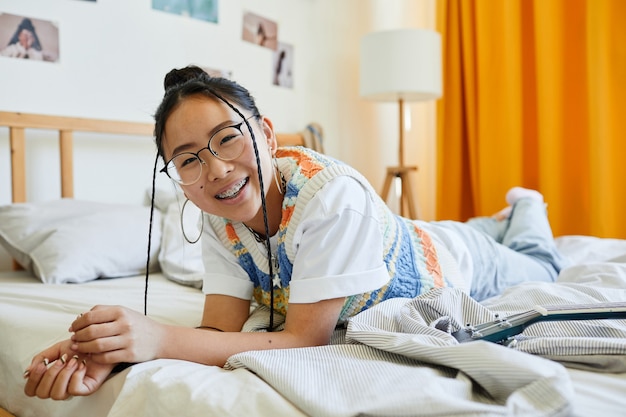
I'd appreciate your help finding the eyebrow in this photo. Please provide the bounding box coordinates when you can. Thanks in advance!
[169,119,240,157]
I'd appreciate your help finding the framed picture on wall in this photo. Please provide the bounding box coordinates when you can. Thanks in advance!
[152,0,219,23]
[241,11,277,50]
[0,13,59,63]
[272,42,293,88]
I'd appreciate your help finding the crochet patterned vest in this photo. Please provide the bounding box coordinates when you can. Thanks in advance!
[207,147,446,322]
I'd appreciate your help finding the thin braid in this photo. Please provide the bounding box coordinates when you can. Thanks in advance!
[210,91,276,331]
[144,153,160,316]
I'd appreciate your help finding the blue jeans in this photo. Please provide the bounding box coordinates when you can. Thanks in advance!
[429,198,568,301]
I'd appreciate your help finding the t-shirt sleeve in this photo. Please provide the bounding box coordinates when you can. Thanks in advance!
[288,176,390,303]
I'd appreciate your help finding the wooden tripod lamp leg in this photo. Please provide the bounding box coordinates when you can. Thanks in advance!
[400,169,418,219]
[381,167,396,203]
[380,166,419,219]
[379,98,420,219]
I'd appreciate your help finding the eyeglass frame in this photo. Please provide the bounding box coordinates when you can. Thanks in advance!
[159,114,259,185]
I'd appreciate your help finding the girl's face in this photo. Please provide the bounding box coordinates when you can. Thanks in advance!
[18,29,34,49]
[162,95,279,224]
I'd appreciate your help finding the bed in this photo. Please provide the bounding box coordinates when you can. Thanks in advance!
[1,112,626,417]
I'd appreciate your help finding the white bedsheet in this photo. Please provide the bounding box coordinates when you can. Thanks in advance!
[1,235,625,416]
[0,272,304,417]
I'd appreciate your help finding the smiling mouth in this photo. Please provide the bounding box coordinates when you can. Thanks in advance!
[215,177,249,200]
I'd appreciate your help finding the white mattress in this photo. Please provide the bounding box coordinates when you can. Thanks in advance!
[1,235,625,416]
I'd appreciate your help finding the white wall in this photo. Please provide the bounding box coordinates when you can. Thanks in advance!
[0,0,437,269]
[0,0,361,203]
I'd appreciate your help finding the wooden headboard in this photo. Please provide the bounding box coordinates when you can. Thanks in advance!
[0,111,307,204]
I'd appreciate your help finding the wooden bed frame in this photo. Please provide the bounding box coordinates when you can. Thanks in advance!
[0,111,306,204]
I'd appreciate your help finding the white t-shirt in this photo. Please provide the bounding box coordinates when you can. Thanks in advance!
[1,43,43,60]
[201,176,390,303]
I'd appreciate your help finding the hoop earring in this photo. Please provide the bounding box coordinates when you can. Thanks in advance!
[272,156,285,195]
[180,198,203,244]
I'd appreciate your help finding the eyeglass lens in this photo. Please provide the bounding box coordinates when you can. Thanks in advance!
[165,124,246,185]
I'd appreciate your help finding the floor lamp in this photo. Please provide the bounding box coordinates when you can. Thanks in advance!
[360,29,442,218]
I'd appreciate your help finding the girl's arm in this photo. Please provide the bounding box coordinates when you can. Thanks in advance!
[27,294,344,400]
[67,294,345,367]
[162,295,345,366]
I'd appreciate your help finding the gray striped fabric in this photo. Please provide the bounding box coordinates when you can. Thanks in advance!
[482,264,626,371]
[226,262,626,416]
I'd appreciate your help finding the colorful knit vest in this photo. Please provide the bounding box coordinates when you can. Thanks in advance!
[207,147,446,322]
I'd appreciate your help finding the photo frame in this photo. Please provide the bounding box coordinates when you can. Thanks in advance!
[0,13,59,63]
[241,11,277,50]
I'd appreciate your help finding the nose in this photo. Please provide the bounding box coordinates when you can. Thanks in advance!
[198,149,232,181]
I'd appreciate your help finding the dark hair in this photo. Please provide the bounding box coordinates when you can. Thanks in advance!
[9,18,42,50]
[153,65,261,160]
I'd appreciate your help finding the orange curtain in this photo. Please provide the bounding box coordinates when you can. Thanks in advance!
[435,0,626,238]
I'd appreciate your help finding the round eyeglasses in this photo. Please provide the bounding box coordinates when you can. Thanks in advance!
[161,116,256,185]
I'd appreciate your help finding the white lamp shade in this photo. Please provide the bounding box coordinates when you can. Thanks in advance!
[360,29,442,102]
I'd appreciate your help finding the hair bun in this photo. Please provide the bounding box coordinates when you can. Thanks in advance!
[163,65,209,91]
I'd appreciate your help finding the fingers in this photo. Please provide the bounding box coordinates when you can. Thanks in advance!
[23,307,128,400]
[25,355,51,379]
[67,305,160,364]
[70,306,127,358]
[69,305,118,333]
[70,360,115,397]
[71,338,125,363]
[27,345,60,369]
[69,306,148,363]
[24,360,48,397]
[49,355,80,400]
[85,349,128,365]
[24,354,82,400]
[70,321,127,363]
[67,360,89,395]
[24,340,69,381]
[71,321,120,345]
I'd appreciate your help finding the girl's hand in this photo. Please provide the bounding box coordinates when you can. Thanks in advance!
[69,305,165,364]
[24,340,114,400]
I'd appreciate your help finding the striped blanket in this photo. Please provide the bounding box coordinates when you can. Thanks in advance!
[226,261,626,417]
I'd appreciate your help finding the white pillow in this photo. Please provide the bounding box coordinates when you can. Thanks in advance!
[158,201,204,288]
[0,199,161,283]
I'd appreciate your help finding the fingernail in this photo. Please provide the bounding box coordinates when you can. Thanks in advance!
[23,370,30,378]
[43,358,49,366]
[60,353,68,364]
[82,359,87,365]
[73,355,79,360]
